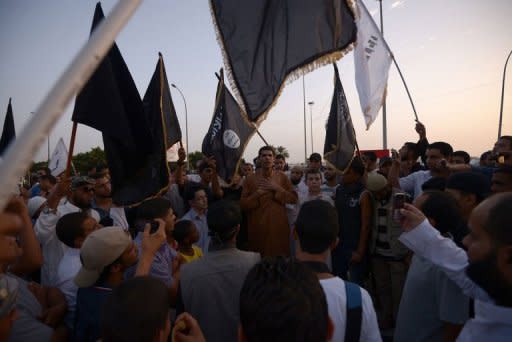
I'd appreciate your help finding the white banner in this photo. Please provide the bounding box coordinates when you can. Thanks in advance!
[49,138,68,176]
[354,0,392,130]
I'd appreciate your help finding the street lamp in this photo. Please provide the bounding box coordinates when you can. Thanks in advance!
[308,101,314,153]
[498,49,512,139]
[171,83,189,170]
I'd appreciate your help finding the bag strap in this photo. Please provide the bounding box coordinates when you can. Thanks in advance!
[344,281,362,342]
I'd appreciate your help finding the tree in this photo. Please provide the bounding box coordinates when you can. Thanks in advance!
[272,145,290,159]
[188,151,204,170]
[72,147,106,175]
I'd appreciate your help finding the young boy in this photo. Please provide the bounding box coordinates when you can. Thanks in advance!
[174,220,203,263]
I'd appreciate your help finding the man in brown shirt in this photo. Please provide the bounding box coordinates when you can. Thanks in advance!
[241,146,298,256]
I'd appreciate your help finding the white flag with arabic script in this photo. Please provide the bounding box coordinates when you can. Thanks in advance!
[354,0,392,130]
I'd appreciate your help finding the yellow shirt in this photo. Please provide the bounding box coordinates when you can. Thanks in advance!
[180,246,203,263]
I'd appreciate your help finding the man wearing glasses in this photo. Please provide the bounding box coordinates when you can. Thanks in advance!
[34,176,100,286]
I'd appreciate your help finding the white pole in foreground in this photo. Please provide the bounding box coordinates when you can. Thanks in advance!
[0,0,143,210]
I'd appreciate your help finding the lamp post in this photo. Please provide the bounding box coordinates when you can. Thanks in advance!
[378,0,387,149]
[498,49,512,139]
[308,101,314,153]
[171,83,189,170]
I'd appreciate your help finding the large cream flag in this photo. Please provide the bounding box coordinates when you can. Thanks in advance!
[48,138,69,176]
[354,0,392,130]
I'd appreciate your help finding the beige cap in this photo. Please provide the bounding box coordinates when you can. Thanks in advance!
[366,173,388,192]
[74,227,132,288]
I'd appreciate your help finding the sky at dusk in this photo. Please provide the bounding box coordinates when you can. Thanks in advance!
[1,0,511,164]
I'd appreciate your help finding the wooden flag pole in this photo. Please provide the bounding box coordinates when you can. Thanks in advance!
[65,122,78,178]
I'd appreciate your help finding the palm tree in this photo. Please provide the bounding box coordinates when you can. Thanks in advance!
[273,145,290,159]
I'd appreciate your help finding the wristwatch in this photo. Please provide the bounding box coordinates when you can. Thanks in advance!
[42,206,58,215]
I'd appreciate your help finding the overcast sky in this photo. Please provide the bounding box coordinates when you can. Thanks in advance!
[1,0,511,163]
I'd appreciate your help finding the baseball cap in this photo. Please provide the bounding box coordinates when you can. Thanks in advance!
[446,172,491,201]
[27,196,47,218]
[74,227,132,288]
[309,153,322,162]
[0,275,19,318]
[71,176,95,190]
[366,173,388,192]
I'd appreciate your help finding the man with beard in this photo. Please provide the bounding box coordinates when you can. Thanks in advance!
[34,176,100,286]
[399,192,512,341]
[241,146,297,256]
[90,173,128,230]
[395,191,469,342]
[321,164,339,198]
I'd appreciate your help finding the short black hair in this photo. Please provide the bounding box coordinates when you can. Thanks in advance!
[258,145,275,157]
[484,192,512,246]
[173,220,194,244]
[349,156,365,176]
[56,212,90,248]
[453,150,471,164]
[295,200,339,254]
[101,276,169,342]
[421,177,446,191]
[427,142,453,158]
[304,168,321,181]
[136,198,172,221]
[39,174,57,185]
[198,159,211,173]
[480,150,492,161]
[184,182,206,202]
[499,135,512,149]
[275,154,285,161]
[89,172,108,180]
[240,257,329,342]
[418,190,462,235]
[403,142,419,159]
[207,200,241,241]
[363,151,377,162]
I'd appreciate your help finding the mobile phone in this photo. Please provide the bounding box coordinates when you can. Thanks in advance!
[393,193,406,222]
[136,220,160,234]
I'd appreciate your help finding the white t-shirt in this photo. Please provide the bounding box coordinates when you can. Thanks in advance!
[320,277,381,342]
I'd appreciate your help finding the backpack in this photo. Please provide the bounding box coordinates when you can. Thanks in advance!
[344,281,362,342]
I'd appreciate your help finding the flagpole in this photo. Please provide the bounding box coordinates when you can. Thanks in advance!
[390,55,419,122]
[0,0,143,210]
[378,0,387,150]
[308,101,314,153]
[65,122,78,178]
[498,49,512,139]
[302,75,307,163]
[171,83,189,170]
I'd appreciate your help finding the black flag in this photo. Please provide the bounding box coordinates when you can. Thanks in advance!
[73,3,168,206]
[323,64,357,173]
[210,0,357,123]
[0,98,16,155]
[143,53,182,149]
[202,69,255,182]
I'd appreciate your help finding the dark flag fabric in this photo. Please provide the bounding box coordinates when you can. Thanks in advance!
[72,3,168,206]
[324,63,357,173]
[209,0,357,124]
[143,53,182,149]
[202,69,255,182]
[0,98,15,155]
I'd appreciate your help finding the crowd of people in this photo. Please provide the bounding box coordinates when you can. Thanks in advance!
[1,122,512,341]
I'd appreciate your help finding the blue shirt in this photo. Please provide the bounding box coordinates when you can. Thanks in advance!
[181,208,210,253]
[74,285,112,342]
